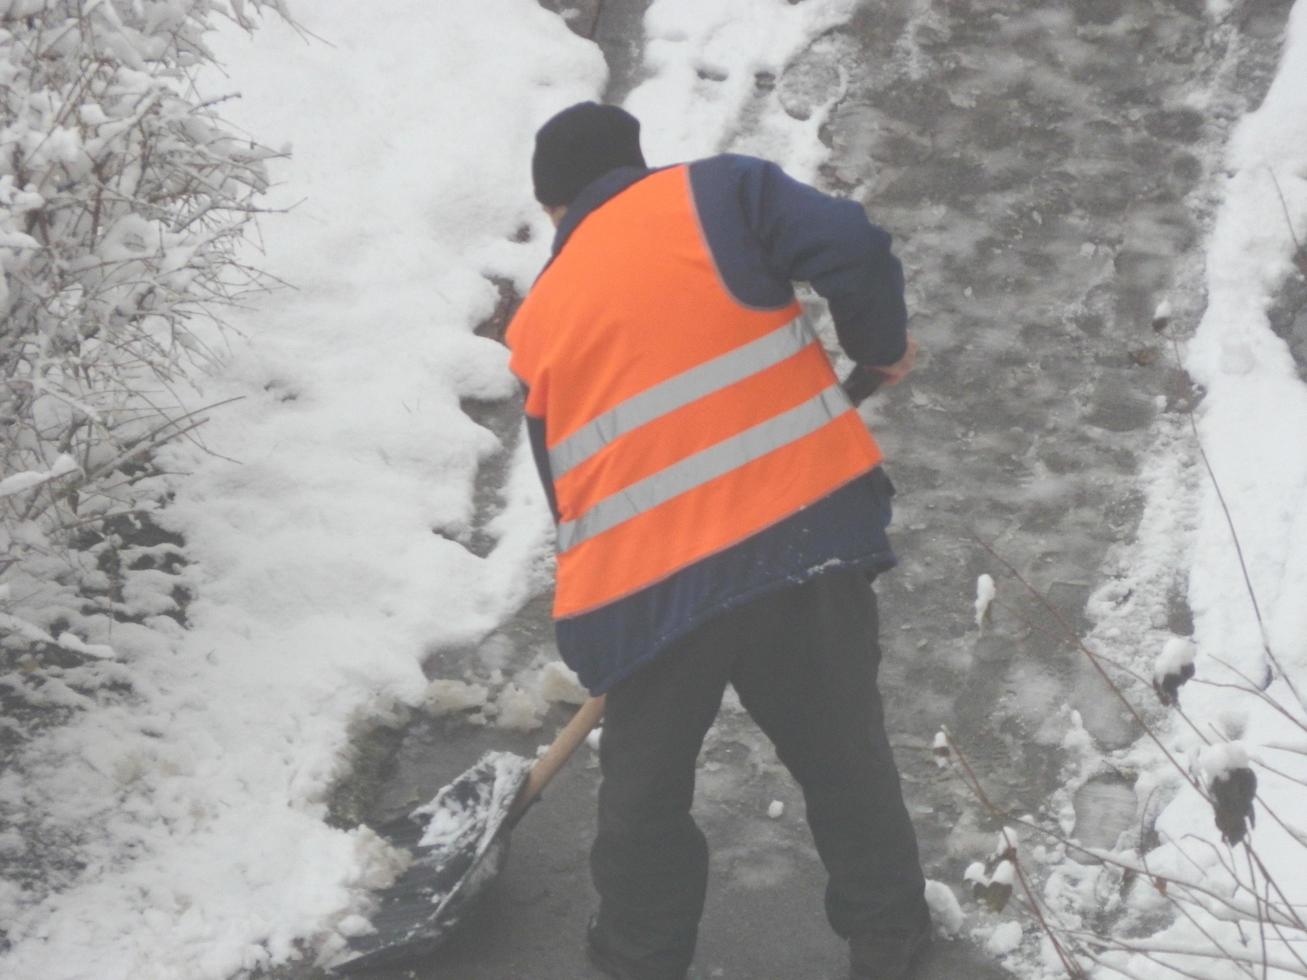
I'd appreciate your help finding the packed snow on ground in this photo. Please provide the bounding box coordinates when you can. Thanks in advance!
[1035,3,1307,976]
[0,2,602,978]
[626,0,857,182]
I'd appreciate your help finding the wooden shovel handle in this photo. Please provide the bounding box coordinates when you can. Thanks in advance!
[509,695,605,825]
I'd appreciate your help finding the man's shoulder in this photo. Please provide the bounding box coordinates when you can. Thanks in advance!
[688,153,777,180]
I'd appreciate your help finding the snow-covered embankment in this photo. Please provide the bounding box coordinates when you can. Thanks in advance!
[1045,3,1307,976]
[0,2,602,976]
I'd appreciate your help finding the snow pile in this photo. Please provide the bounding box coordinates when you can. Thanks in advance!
[1183,9,1307,698]
[1132,1,1307,970]
[1032,4,1307,976]
[0,1,602,977]
[426,658,586,731]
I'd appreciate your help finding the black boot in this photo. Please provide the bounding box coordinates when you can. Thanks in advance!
[586,917,690,980]
[848,917,931,979]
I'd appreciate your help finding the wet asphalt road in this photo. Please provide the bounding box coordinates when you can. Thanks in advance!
[289,2,1302,979]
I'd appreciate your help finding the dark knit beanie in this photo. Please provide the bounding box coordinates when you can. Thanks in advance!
[532,102,647,207]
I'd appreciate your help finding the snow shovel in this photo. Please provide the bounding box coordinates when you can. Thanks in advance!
[332,695,606,974]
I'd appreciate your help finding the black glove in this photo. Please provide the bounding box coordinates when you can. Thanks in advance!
[840,364,886,405]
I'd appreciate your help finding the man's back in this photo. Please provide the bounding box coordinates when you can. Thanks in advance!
[508,157,891,694]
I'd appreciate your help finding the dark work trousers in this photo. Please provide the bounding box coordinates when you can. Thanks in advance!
[589,568,928,979]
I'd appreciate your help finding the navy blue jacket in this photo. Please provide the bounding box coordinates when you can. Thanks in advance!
[521,154,907,692]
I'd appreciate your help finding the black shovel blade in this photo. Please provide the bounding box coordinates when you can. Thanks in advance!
[331,750,534,974]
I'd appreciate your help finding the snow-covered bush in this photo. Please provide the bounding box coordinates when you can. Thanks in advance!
[1,0,288,661]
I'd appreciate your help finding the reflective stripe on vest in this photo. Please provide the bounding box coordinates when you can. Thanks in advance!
[548,315,815,480]
[557,382,852,553]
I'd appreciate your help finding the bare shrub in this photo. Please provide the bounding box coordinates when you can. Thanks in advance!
[0,0,289,661]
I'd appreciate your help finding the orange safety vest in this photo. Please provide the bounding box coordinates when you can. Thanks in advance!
[507,165,884,622]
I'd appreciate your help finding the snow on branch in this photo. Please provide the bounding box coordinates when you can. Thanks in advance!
[0,0,290,656]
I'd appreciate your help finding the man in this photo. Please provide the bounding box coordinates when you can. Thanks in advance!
[505,102,928,980]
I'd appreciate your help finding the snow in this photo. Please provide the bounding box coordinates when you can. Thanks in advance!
[5,0,1304,975]
[0,2,603,978]
[990,860,1016,888]
[51,632,115,660]
[0,454,80,498]
[414,751,533,851]
[1184,3,1307,697]
[1033,2,1307,976]
[493,684,547,732]
[974,573,996,630]
[626,0,857,182]
[932,729,951,768]
[535,660,589,706]
[1151,0,1307,936]
[985,920,1023,957]
[1197,741,1251,786]
[924,879,964,937]
[1152,298,1174,329]
[1151,635,1197,704]
[424,679,491,717]
[1152,636,1196,682]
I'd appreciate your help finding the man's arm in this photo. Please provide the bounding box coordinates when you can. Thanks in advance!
[732,156,909,370]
